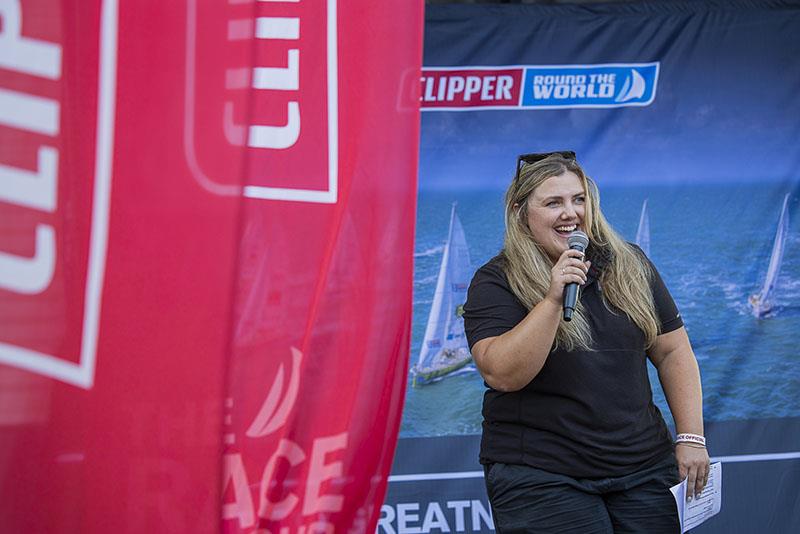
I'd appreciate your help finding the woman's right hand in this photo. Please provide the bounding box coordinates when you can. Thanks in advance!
[546,248,590,305]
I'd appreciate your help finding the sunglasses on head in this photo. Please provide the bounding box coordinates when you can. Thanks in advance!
[515,150,576,182]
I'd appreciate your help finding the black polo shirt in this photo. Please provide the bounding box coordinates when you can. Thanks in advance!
[463,246,683,479]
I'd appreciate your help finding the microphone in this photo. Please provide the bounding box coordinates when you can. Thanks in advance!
[563,230,589,322]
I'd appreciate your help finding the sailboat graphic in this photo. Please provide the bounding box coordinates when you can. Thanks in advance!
[615,69,646,103]
[749,194,790,317]
[412,203,473,386]
[635,199,650,257]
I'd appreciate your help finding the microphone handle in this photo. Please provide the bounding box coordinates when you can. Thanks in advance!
[563,283,580,321]
[562,243,586,322]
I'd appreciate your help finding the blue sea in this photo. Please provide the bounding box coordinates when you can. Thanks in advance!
[401,183,800,438]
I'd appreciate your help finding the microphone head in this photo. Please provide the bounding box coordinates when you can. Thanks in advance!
[568,230,589,252]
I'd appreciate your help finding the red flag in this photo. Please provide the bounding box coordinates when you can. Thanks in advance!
[220,1,422,531]
[0,1,422,532]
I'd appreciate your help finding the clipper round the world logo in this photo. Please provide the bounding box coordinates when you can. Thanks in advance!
[421,62,660,110]
[0,0,118,389]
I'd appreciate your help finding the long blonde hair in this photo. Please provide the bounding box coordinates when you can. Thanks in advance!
[502,154,660,351]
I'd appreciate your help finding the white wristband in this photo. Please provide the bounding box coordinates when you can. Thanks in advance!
[676,433,706,447]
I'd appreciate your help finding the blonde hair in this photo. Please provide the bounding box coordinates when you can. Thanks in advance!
[502,154,660,351]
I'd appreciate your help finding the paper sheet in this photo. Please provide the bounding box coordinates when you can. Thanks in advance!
[670,462,722,533]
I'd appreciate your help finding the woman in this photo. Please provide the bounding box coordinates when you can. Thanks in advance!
[463,152,709,533]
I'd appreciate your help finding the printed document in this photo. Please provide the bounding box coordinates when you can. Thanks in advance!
[670,462,722,533]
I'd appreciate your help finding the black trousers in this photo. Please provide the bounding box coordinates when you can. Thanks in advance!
[484,454,681,534]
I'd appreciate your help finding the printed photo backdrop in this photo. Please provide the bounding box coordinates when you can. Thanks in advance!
[383,3,800,534]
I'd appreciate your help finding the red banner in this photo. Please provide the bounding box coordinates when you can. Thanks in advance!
[221,0,421,532]
[0,1,422,532]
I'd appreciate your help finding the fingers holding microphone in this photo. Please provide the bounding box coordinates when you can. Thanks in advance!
[547,247,591,304]
[559,231,591,321]
[558,251,590,284]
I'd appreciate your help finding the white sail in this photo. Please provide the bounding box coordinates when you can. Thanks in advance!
[615,69,646,103]
[750,194,790,317]
[414,203,472,385]
[635,198,650,257]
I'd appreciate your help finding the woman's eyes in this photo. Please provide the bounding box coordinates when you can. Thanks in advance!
[545,196,584,207]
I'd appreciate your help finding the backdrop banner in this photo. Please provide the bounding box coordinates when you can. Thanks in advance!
[0,1,422,533]
[384,2,800,533]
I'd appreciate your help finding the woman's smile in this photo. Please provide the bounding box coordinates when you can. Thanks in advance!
[525,171,586,261]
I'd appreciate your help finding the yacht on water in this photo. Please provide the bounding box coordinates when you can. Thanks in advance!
[749,194,790,318]
[412,203,473,386]
[635,199,650,257]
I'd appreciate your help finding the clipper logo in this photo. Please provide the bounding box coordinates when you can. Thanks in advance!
[0,0,117,389]
[420,68,521,109]
[221,347,355,532]
[185,0,338,204]
[421,63,659,111]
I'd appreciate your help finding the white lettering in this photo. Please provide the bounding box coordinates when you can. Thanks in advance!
[380,501,495,534]
[535,74,587,85]
[0,146,57,211]
[533,85,553,99]
[221,453,255,528]
[569,85,585,98]
[252,49,299,90]
[600,83,614,97]
[463,76,481,102]
[221,432,355,530]
[0,0,61,79]
[397,503,422,534]
[248,102,301,149]
[436,77,446,101]
[480,76,495,101]
[258,439,306,521]
[470,500,493,531]
[554,84,569,98]
[495,76,512,100]
[303,432,348,515]
[445,76,465,101]
[244,12,302,149]
[0,225,56,294]
[422,77,435,102]
[422,502,450,532]
[378,505,396,534]
[256,17,300,40]
[0,0,62,296]
[446,501,469,532]
[0,87,60,136]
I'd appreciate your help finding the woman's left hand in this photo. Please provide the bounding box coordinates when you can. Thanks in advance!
[676,443,710,500]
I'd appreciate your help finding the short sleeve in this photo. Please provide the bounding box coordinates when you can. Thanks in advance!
[636,247,683,334]
[463,257,528,349]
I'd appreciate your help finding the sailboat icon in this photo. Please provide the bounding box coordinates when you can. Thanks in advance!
[749,194,790,317]
[615,69,646,103]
